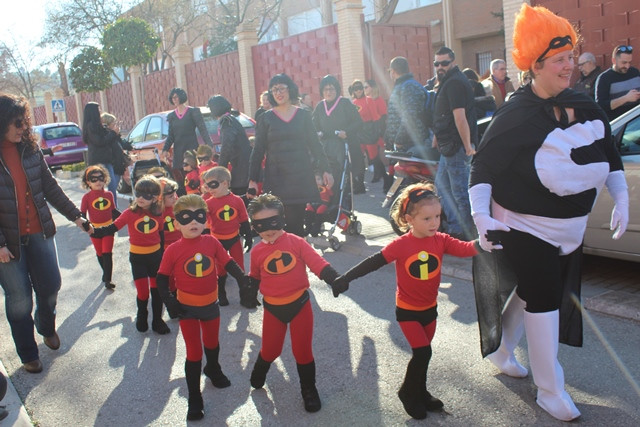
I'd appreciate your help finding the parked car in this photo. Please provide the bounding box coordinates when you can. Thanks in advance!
[32,122,87,168]
[583,104,640,262]
[118,106,256,194]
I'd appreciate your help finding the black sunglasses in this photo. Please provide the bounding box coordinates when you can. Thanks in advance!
[616,45,633,54]
[536,35,573,63]
[163,189,176,196]
[197,156,210,161]
[134,191,156,201]
[433,60,452,68]
[88,175,105,183]
[205,180,221,189]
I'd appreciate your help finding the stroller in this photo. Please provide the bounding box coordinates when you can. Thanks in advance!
[121,147,173,201]
[306,142,362,251]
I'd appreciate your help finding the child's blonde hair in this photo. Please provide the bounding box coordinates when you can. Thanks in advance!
[132,175,163,215]
[100,112,117,127]
[148,166,168,178]
[159,177,179,196]
[202,166,231,183]
[183,150,197,168]
[173,194,207,216]
[82,164,111,188]
[390,182,440,232]
[196,145,213,159]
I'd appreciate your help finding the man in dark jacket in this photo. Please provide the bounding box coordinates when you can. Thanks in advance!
[573,52,601,99]
[432,46,477,240]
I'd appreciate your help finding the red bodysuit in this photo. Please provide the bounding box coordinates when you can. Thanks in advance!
[81,189,116,255]
[206,192,248,270]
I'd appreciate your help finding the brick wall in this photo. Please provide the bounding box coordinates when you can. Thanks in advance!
[64,94,78,124]
[80,92,101,108]
[252,24,342,107]
[366,24,432,99]
[106,80,136,133]
[185,51,242,111]
[33,105,46,125]
[143,68,177,116]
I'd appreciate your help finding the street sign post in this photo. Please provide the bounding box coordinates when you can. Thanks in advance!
[51,99,66,113]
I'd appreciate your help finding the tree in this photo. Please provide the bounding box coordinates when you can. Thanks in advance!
[0,41,59,99]
[102,18,161,70]
[69,47,113,93]
[377,0,400,24]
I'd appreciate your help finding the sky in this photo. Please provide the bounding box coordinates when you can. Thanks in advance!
[0,0,48,66]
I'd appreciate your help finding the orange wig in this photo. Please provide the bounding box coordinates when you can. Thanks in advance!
[512,3,578,71]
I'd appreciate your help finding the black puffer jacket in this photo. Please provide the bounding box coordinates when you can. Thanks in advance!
[0,143,82,260]
[86,126,120,166]
[217,114,251,190]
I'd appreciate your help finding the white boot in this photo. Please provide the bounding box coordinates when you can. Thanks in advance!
[524,310,581,421]
[486,291,528,377]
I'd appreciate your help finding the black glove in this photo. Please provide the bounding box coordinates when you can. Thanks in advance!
[187,179,200,190]
[111,209,121,220]
[81,219,91,232]
[164,294,183,319]
[91,223,117,238]
[239,275,260,308]
[331,275,349,297]
[240,221,253,253]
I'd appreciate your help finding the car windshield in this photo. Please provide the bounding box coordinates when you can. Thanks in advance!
[42,125,81,140]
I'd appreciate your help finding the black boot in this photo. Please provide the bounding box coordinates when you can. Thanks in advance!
[297,360,321,413]
[203,346,230,388]
[418,346,443,411]
[398,347,429,420]
[101,253,115,289]
[353,174,366,194]
[150,288,170,334]
[136,298,149,332]
[250,353,271,389]
[218,275,229,306]
[382,173,394,194]
[185,360,204,421]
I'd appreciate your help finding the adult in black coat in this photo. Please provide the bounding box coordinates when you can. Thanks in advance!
[83,102,123,200]
[248,74,334,236]
[161,88,214,190]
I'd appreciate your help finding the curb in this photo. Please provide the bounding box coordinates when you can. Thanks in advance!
[0,361,32,427]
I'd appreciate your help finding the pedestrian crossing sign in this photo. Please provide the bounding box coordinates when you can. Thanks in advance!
[52,99,65,113]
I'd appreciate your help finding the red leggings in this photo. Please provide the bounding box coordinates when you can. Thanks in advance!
[90,236,114,256]
[260,300,314,364]
[134,277,156,300]
[399,320,437,349]
[216,240,244,274]
[180,317,220,361]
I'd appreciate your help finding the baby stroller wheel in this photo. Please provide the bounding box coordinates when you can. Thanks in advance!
[328,236,341,251]
[348,220,362,236]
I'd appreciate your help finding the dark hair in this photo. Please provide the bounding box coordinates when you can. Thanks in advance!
[247,193,285,218]
[435,46,455,60]
[319,74,342,97]
[207,95,232,118]
[365,79,377,88]
[350,79,364,99]
[82,102,104,144]
[267,74,300,107]
[389,57,410,74]
[462,68,480,81]
[168,88,188,105]
[132,175,163,215]
[0,93,37,151]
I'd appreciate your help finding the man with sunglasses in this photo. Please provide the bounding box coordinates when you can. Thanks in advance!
[595,44,640,120]
[431,46,478,241]
[573,52,601,99]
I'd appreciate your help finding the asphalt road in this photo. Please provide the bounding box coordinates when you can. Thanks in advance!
[0,177,639,426]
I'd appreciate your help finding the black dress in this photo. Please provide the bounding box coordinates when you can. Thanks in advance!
[163,107,213,169]
[217,114,251,193]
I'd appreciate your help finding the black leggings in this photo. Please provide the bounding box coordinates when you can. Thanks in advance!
[284,203,306,237]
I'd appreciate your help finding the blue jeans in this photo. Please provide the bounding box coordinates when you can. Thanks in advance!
[104,163,120,203]
[0,234,61,363]
[435,146,474,237]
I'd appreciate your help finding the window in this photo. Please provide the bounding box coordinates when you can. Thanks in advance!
[287,8,322,36]
[127,119,148,145]
[477,52,492,77]
[144,116,164,141]
[619,115,640,155]
[396,0,441,14]
[43,125,81,140]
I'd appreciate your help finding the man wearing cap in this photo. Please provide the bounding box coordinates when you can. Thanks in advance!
[595,45,640,120]
[572,52,601,99]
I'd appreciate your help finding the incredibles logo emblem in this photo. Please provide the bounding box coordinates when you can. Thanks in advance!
[263,250,297,275]
[91,197,112,211]
[216,204,238,222]
[134,216,159,234]
[164,215,176,232]
[184,252,215,278]
[404,251,440,280]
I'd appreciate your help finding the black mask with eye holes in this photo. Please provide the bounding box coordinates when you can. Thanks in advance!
[251,214,285,233]
[175,209,207,225]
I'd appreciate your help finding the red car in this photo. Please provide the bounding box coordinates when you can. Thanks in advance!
[32,122,87,168]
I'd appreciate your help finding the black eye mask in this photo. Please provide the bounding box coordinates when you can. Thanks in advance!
[251,214,285,232]
[175,209,207,225]
[205,180,221,189]
[135,191,156,201]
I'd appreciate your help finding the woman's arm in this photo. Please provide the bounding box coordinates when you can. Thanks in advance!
[248,115,268,182]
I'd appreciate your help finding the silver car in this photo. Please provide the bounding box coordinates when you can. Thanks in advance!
[584,105,640,262]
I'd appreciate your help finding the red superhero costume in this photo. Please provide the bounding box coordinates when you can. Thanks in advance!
[184,169,201,194]
[81,189,118,287]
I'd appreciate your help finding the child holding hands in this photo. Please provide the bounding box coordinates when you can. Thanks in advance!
[156,194,249,421]
[246,193,341,413]
[332,183,480,420]
[203,166,253,306]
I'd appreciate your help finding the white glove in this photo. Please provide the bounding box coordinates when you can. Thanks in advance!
[473,213,510,252]
[605,171,629,240]
[469,183,510,252]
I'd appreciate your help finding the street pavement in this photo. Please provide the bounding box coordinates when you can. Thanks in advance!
[0,172,639,426]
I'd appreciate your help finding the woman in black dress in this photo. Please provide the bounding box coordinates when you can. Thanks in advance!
[161,88,214,192]
[248,74,334,236]
[207,95,251,195]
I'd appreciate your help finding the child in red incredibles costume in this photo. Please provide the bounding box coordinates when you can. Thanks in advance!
[156,194,249,421]
[203,166,253,306]
[159,177,180,296]
[91,175,170,334]
[332,183,480,420]
[80,164,120,290]
[246,193,341,413]
[183,150,200,195]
